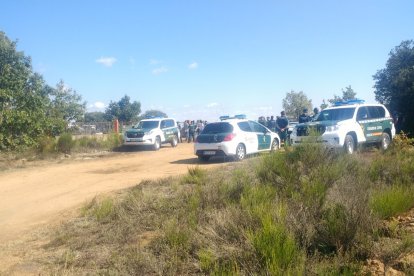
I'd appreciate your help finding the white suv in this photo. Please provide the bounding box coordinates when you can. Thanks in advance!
[290,100,396,154]
[194,116,280,161]
[123,118,180,150]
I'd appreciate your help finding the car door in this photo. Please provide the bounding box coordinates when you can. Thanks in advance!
[237,121,256,154]
[357,106,377,143]
[249,121,271,151]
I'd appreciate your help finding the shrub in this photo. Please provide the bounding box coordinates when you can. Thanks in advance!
[82,197,115,222]
[370,185,414,219]
[57,133,75,153]
[105,132,123,149]
[37,135,57,154]
[181,166,206,185]
[76,136,101,149]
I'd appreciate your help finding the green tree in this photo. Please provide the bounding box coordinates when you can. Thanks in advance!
[320,99,329,110]
[84,111,107,122]
[140,109,167,119]
[47,80,86,134]
[104,95,141,124]
[328,85,357,104]
[282,91,312,119]
[373,40,414,134]
[0,31,51,149]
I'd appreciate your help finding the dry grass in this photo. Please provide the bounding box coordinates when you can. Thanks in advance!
[36,139,414,275]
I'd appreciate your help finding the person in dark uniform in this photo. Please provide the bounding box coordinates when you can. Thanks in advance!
[276,111,289,144]
[298,108,311,123]
[312,107,319,121]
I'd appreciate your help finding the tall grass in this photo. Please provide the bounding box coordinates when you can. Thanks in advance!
[44,141,414,274]
[370,185,414,219]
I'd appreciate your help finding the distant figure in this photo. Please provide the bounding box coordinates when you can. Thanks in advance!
[298,108,311,123]
[188,121,196,143]
[269,115,276,131]
[276,111,289,143]
[312,107,319,121]
[258,116,266,126]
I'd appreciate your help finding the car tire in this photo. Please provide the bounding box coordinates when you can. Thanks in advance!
[234,143,246,161]
[171,135,178,147]
[153,136,161,151]
[271,138,279,152]
[343,134,355,154]
[198,156,210,162]
[379,132,391,151]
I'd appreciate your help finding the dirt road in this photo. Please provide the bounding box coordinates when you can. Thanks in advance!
[0,143,225,244]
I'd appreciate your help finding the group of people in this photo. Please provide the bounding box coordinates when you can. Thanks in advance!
[179,120,207,143]
[258,107,320,143]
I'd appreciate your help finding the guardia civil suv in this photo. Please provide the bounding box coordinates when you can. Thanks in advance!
[123,118,180,150]
[194,115,280,161]
[290,100,395,154]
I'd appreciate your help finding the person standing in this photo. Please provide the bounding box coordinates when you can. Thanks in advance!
[276,111,289,144]
[188,121,196,143]
[312,107,319,121]
[298,108,311,123]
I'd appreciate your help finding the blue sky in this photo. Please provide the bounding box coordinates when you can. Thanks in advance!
[1,0,413,121]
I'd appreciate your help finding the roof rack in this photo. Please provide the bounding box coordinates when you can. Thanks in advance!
[219,114,247,121]
[334,99,365,106]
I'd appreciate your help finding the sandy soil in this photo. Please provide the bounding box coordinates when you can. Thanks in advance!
[0,143,225,273]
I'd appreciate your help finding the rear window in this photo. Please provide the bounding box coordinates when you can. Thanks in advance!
[202,122,233,134]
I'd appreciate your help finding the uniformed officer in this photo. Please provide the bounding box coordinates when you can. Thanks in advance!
[276,111,289,143]
[298,109,311,123]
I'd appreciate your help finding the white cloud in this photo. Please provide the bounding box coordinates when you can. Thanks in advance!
[152,66,168,75]
[206,102,219,108]
[96,57,117,67]
[149,59,162,65]
[88,101,106,111]
[188,62,198,70]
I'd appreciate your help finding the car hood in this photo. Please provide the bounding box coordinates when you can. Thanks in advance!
[126,128,153,133]
[296,121,340,128]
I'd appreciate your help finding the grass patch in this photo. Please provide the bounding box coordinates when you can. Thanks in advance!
[41,143,414,274]
[370,185,414,219]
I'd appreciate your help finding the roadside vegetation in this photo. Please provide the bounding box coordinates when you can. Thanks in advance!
[0,133,123,171]
[39,135,414,275]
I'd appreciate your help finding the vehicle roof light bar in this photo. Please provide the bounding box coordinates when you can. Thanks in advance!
[334,99,365,106]
[219,114,247,121]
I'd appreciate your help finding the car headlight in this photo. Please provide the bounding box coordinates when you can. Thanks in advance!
[326,125,339,132]
[145,130,153,135]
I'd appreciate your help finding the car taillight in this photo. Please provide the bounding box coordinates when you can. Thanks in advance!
[223,133,236,141]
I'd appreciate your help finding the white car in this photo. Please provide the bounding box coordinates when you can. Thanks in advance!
[194,116,281,161]
[290,100,396,154]
[123,118,180,150]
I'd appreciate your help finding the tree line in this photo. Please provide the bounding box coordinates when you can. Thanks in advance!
[1,29,413,150]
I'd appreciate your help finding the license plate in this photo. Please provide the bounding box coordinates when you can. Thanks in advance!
[204,151,216,155]
[129,138,141,142]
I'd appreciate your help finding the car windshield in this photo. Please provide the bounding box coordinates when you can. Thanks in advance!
[316,108,355,122]
[135,120,159,129]
[202,122,233,134]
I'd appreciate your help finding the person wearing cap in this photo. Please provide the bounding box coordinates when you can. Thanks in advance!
[298,108,311,123]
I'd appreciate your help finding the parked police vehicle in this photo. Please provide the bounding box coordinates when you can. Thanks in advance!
[194,115,281,161]
[123,117,180,150]
[290,100,396,154]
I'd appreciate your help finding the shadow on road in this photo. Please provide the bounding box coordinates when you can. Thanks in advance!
[170,157,230,165]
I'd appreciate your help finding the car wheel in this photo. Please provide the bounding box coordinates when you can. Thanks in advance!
[198,156,210,162]
[343,134,355,154]
[380,132,391,151]
[171,135,178,147]
[153,136,161,151]
[271,138,279,152]
[234,143,246,161]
